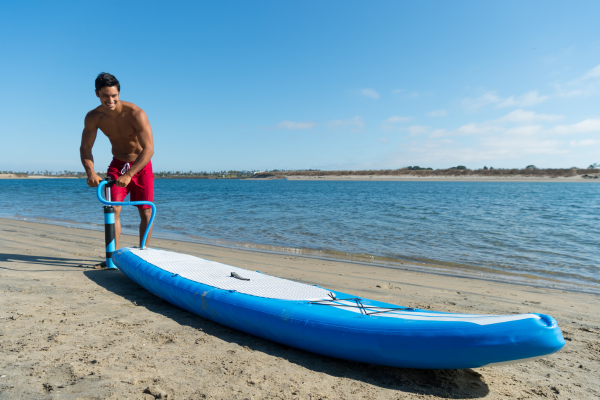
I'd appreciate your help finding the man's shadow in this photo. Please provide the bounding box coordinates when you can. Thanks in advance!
[84,269,490,399]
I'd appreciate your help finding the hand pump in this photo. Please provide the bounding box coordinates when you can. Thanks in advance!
[103,178,117,269]
[96,179,156,269]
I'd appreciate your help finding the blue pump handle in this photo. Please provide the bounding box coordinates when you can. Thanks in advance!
[97,180,156,249]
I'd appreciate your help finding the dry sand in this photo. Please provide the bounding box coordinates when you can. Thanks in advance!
[1,218,599,399]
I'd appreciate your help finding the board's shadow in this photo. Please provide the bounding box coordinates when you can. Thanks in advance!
[84,269,490,399]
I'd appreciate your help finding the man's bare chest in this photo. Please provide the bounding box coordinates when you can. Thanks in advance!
[98,115,137,140]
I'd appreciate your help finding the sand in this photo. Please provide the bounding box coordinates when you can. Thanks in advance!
[1,218,599,399]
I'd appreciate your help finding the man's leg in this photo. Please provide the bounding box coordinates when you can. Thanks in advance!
[138,207,153,247]
[114,206,122,249]
[130,162,154,247]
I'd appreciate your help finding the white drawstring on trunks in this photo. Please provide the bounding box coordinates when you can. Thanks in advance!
[121,163,131,175]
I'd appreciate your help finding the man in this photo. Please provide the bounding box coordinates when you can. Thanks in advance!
[80,73,155,268]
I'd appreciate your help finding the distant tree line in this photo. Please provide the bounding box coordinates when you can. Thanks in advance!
[252,165,600,178]
[3,165,600,179]
[153,170,257,179]
[0,170,88,176]
[0,170,259,179]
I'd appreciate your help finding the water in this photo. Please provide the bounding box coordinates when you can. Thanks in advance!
[1,178,599,293]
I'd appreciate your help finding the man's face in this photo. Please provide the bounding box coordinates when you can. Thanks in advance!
[96,86,120,111]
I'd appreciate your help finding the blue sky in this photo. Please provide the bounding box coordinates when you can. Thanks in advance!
[1,1,599,172]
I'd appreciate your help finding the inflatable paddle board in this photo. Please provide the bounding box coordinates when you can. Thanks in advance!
[98,181,565,369]
[112,247,564,369]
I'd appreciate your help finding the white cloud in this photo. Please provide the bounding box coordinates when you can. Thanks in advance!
[389,135,567,167]
[361,88,380,99]
[384,116,411,123]
[461,91,501,112]
[556,87,588,98]
[497,109,563,123]
[552,119,600,135]
[459,62,600,118]
[276,120,317,130]
[379,137,389,145]
[503,125,544,136]
[498,91,548,108]
[401,125,429,136]
[453,122,500,136]
[274,116,368,132]
[582,63,600,80]
[380,116,411,132]
[391,89,430,97]
[381,93,600,167]
[430,110,568,139]
[431,129,447,137]
[427,109,448,117]
[555,63,600,98]
[327,116,365,131]
[428,121,495,138]
[570,139,600,147]
[478,137,565,156]
[462,90,549,112]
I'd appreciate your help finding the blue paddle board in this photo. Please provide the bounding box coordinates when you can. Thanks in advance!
[113,247,565,369]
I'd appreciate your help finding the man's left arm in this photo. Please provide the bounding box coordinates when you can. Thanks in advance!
[116,109,154,187]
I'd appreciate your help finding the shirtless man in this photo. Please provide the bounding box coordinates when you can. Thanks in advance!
[80,73,155,266]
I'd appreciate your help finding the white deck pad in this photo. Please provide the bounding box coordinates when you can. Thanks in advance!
[325,300,540,325]
[130,248,331,301]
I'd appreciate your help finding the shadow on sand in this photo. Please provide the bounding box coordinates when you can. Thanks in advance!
[84,268,490,399]
[0,253,98,271]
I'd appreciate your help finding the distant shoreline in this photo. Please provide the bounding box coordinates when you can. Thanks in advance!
[2,174,598,182]
[277,174,600,182]
[0,174,77,179]
[2,172,599,182]
[251,167,600,182]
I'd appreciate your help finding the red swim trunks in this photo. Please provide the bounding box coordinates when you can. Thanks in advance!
[106,157,154,209]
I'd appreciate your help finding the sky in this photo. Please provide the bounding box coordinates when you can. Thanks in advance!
[1,0,600,172]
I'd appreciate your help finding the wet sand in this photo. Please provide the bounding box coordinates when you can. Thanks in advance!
[1,218,599,399]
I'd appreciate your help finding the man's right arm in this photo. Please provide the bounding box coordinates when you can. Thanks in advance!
[80,112,102,187]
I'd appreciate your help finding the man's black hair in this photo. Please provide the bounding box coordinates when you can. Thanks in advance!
[95,72,120,92]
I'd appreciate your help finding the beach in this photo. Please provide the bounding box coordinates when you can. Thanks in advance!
[1,218,598,399]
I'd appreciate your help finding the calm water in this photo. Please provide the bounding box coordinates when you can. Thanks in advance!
[1,179,599,292]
